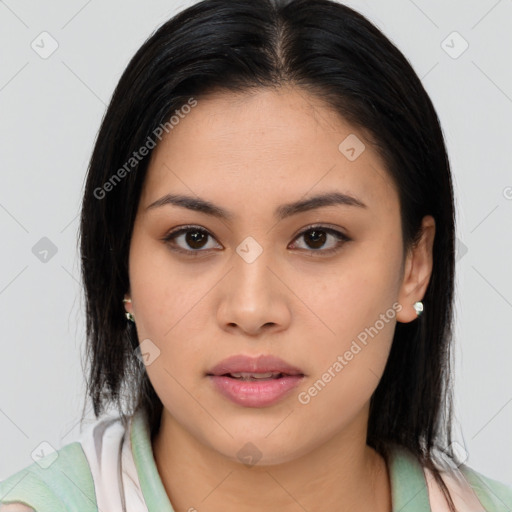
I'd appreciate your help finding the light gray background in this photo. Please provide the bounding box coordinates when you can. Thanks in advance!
[1,0,511,487]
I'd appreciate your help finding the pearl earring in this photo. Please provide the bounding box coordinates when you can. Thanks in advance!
[123,298,135,323]
[413,301,424,317]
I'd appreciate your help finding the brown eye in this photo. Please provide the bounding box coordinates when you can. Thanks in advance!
[290,225,351,255]
[184,229,208,249]
[162,224,350,257]
[303,229,327,249]
[162,226,221,255]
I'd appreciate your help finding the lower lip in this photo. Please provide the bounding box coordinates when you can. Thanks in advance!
[208,375,304,407]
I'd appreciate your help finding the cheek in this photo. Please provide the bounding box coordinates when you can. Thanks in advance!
[303,245,401,332]
[128,238,215,372]
[129,235,189,332]
[295,270,399,434]
[295,240,402,389]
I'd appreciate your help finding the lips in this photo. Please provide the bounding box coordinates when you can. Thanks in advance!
[207,354,305,378]
[207,354,305,407]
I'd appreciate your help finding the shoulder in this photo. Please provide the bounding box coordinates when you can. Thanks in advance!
[0,412,134,512]
[459,463,512,511]
[388,443,512,511]
[0,441,97,512]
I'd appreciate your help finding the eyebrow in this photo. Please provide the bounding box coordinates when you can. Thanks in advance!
[145,191,367,221]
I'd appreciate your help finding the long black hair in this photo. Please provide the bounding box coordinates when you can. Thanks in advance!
[79,0,458,509]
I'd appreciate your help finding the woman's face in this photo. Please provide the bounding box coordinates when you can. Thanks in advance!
[126,86,434,465]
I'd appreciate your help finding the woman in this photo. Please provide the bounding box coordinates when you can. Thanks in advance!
[1,0,511,510]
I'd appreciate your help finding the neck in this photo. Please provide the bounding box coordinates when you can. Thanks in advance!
[152,409,391,512]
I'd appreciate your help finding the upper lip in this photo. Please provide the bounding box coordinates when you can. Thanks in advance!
[207,354,305,376]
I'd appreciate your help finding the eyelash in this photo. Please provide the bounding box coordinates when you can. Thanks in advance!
[161,224,351,257]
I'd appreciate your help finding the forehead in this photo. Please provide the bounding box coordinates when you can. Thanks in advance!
[140,86,398,216]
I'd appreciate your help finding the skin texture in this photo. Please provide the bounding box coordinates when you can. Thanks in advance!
[124,85,435,512]
[0,505,35,512]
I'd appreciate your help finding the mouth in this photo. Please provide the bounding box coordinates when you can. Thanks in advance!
[206,353,306,379]
[205,354,306,407]
[209,371,303,380]
[207,372,305,408]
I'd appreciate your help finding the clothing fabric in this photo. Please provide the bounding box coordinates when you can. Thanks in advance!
[1,408,511,511]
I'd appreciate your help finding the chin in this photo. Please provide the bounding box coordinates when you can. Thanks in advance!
[209,433,311,469]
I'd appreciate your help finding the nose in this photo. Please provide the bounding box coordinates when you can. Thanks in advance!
[216,245,292,337]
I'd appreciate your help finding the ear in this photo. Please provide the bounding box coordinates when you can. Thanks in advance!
[396,215,435,323]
